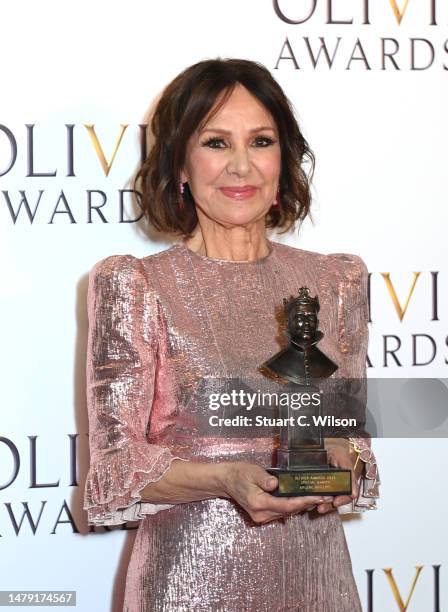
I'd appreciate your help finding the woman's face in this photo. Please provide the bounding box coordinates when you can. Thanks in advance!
[181,84,281,228]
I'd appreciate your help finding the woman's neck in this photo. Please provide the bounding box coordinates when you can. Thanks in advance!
[184,223,271,262]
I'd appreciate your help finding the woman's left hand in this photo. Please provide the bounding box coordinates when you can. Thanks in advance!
[315,439,361,515]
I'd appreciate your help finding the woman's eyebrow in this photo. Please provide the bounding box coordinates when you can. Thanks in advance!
[199,126,277,134]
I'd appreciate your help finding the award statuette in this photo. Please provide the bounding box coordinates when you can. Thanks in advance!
[259,287,352,497]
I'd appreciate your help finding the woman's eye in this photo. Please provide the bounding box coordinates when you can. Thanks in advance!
[253,136,276,147]
[202,137,227,149]
[200,135,277,149]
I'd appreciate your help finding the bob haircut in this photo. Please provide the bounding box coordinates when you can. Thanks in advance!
[135,58,315,236]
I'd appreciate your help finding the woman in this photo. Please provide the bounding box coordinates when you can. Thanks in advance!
[83,59,379,611]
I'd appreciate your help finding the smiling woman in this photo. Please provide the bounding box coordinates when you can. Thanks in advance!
[84,58,379,612]
[135,58,315,246]
[179,85,282,254]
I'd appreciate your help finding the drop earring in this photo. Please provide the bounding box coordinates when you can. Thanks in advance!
[179,181,185,209]
[272,187,280,208]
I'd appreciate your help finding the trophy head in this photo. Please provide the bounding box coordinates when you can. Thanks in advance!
[283,287,320,342]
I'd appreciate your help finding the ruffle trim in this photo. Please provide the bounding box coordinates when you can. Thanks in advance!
[338,437,380,515]
[83,442,188,526]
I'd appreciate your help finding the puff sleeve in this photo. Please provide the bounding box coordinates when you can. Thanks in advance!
[83,255,180,526]
[330,253,380,512]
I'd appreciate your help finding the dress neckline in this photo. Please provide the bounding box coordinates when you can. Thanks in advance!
[178,239,276,265]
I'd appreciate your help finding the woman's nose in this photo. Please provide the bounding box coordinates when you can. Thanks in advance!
[226,146,251,176]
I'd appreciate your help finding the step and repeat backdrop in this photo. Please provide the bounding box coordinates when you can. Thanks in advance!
[1,1,447,610]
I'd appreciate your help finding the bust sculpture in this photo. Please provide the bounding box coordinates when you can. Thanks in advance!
[261,287,338,383]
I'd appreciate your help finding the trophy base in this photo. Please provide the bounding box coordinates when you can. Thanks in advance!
[267,467,352,496]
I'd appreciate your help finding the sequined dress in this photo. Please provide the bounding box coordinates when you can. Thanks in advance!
[83,240,380,612]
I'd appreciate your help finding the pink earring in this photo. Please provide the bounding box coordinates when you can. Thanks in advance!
[179,181,185,209]
[272,187,280,208]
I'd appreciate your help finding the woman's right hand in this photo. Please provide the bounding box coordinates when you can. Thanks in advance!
[220,462,333,524]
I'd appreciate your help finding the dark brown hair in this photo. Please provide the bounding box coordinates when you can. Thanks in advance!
[135,58,315,236]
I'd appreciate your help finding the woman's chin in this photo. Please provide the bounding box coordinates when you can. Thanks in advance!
[207,207,270,228]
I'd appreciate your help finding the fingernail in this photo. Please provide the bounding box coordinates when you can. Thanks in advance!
[266,478,277,488]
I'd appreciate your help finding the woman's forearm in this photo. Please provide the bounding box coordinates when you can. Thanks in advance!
[139,459,232,504]
[138,459,330,522]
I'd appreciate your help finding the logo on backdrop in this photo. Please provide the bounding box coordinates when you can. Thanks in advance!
[0,123,146,225]
[272,0,448,71]
[0,434,137,537]
[365,565,441,612]
[367,271,448,369]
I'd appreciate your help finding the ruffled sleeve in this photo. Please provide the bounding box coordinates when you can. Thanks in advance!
[83,255,182,526]
[329,253,380,513]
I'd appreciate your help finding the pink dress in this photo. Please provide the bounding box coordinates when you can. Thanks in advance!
[83,240,379,612]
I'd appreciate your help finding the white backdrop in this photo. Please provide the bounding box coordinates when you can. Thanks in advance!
[1,1,447,610]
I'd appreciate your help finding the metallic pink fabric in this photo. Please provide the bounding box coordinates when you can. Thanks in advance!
[83,239,379,611]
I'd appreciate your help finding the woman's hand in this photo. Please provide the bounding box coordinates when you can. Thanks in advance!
[220,462,333,524]
[315,439,362,515]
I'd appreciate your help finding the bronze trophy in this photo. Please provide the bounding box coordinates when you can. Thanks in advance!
[259,287,352,497]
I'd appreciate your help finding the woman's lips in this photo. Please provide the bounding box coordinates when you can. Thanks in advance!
[219,186,258,200]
